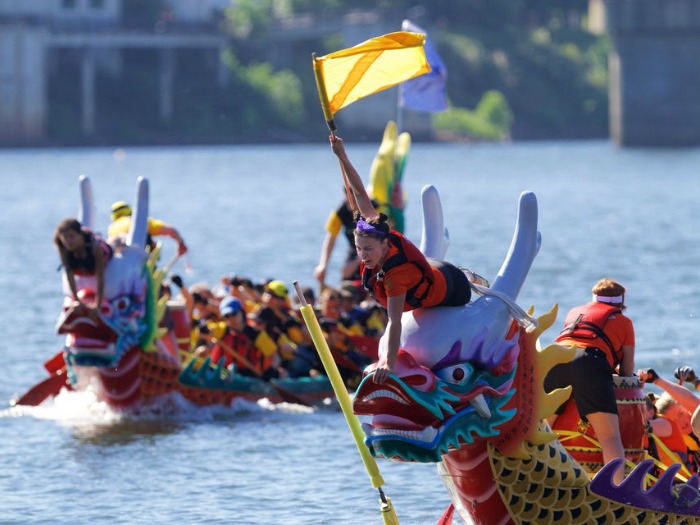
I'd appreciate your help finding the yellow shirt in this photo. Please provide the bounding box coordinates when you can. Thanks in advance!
[324,211,343,237]
[108,216,166,238]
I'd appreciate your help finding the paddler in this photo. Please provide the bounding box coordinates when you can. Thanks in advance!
[108,201,188,256]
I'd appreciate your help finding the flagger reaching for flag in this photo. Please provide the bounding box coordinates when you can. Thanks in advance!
[306,31,435,525]
[312,31,430,132]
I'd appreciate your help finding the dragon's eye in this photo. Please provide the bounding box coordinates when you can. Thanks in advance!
[114,297,131,313]
[436,364,473,386]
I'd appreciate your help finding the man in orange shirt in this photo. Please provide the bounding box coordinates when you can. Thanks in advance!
[545,278,635,484]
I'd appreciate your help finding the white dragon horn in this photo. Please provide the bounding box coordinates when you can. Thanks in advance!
[490,191,541,302]
[78,174,96,230]
[126,176,149,249]
[420,184,450,260]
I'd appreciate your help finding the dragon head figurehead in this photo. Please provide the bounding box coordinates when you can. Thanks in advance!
[353,186,574,463]
[57,176,167,371]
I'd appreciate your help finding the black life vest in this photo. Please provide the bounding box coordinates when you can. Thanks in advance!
[556,302,623,368]
[361,231,433,309]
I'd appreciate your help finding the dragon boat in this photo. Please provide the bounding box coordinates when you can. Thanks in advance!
[350,186,700,524]
[14,176,333,410]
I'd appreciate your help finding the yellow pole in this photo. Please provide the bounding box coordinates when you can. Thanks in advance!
[294,281,399,525]
[312,53,337,134]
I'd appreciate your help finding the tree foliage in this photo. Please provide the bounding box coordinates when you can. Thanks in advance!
[47,0,607,144]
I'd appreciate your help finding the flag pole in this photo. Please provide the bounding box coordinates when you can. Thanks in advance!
[312,52,358,212]
[312,52,337,136]
[396,85,405,135]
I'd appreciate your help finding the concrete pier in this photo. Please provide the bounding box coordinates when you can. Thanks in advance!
[600,0,700,146]
[0,26,48,142]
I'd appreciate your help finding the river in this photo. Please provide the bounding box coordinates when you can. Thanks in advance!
[1,140,699,524]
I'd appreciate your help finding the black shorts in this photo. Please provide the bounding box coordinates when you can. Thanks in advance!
[543,349,618,418]
[427,258,471,307]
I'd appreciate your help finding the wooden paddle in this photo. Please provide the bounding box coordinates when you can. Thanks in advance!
[13,366,70,407]
[212,337,312,407]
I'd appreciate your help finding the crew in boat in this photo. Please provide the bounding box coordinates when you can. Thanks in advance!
[639,366,700,473]
[210,296,283,380]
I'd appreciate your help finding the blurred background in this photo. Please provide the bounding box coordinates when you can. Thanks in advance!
[2,0,697,148]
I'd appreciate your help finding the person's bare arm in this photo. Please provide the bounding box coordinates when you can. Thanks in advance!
[330,136,378,220]
[618,344,634,376]
[93,243,106,314]
[59,250,80,303]
[639,368,700,414]
[159,225,188,255]
[648,417,673,438]
[373,293,405,384]
[314,232,337,285]
[657,376,700,414]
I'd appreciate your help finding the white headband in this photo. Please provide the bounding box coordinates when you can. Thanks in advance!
[593,294,624,304]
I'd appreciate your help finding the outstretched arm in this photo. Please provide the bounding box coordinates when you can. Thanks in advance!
[373,293,405,384]
[159,225,188,255]
[314,231,337,286]
[330,136,378,220]
[58,249,80,303]
[93,243,106,315]
[639,368,700,414]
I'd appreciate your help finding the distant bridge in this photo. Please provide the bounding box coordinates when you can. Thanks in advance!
[0,11,427,146]
[593,0,700,146]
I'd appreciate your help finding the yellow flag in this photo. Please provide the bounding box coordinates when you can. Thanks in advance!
[313,31,430,124]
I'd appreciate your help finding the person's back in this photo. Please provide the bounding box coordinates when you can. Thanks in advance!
[556,300,634,372]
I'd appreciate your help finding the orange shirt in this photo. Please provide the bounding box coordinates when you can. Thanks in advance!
[362,235,447,311]
[381,262,447,311]
[557,303,635,369]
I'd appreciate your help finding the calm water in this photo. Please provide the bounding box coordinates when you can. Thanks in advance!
[1,140,700,524]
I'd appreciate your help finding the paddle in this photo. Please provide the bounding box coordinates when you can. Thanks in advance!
[162,252,182,274]
[43,349,66,374]
[294,281,399,525]
[13,366,70,407]
[437,503,454,525]
[212,337,312,407]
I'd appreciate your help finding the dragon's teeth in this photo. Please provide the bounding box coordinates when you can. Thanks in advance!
[470,394,492,419]
[364,389,409,405]
[368,425,438,442]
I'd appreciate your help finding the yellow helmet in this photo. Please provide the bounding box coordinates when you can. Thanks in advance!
[111,201,132,220]
[265,280,289,299]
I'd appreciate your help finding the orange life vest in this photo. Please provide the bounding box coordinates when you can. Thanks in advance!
[361,231,433,309]
[556,302,623,369]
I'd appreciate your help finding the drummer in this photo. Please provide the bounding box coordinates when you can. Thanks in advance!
[544,278,635,484]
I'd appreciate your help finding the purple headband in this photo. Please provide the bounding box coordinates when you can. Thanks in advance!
[356,217,386,236]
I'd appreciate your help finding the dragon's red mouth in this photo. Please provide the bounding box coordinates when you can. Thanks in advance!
[57,306,118,343]
[354,375,443,428]
[65,335,116,356]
